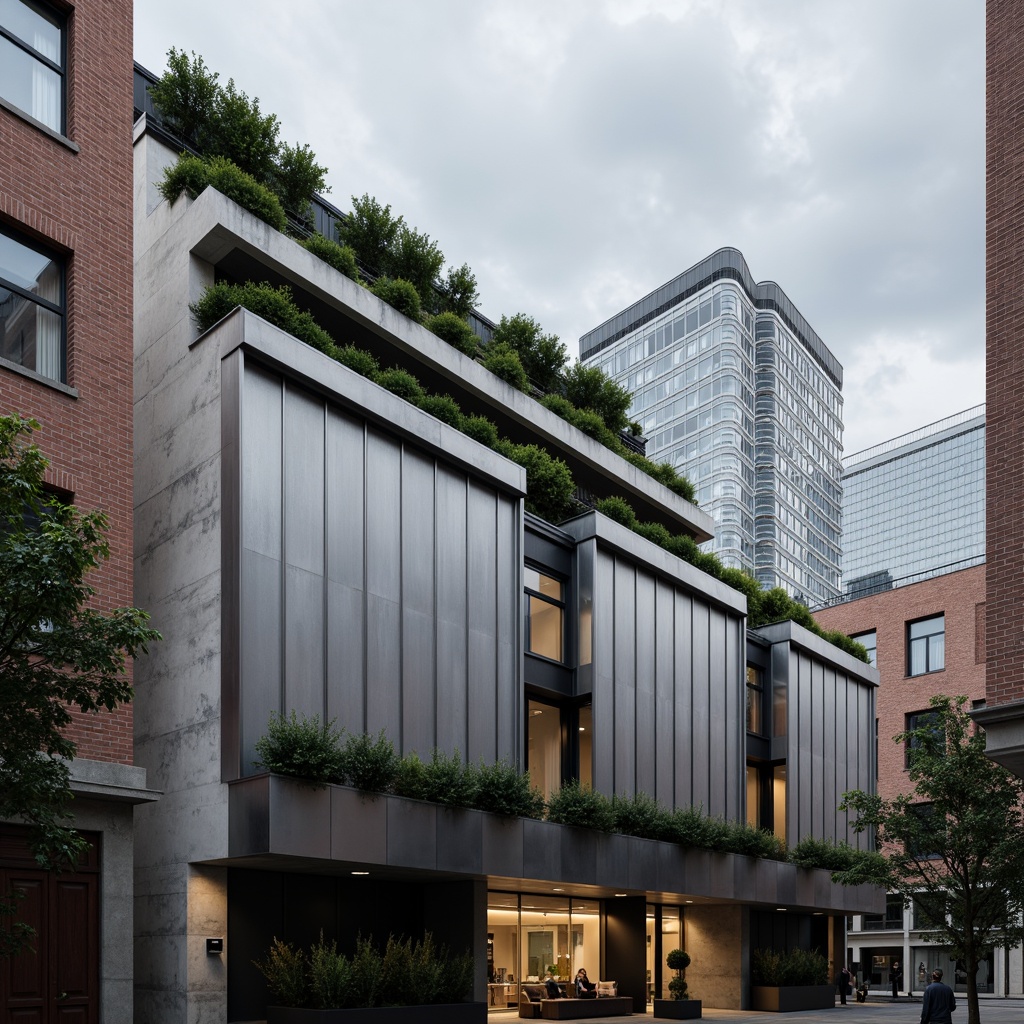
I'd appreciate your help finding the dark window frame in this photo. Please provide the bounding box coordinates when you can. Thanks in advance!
[904,709,944,768]
[0,221,67,383]
[745,664,765,735]
[0,0,68,135]
[852,629,877,667]
[906,614,945,677]
[524,562,566,665]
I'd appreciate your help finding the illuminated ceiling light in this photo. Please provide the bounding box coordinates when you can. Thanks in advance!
[776,907,787,911]
[614,893,628,897]
[351,870,370,876]
[685,899,693,904]
[579,726,586,732]
[552,887,564,892]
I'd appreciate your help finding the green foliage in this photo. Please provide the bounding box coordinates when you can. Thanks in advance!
[838,695,1024,1022]
[594,496,638,529]
[392,752,430,801]
[496,441,576,523]
[147,48,220,149]
[545,779,616,832]
[301,234,361,282]
[722,822,787,860]
[439,263,480,320]
[563,406,621,448]
[424,311,478,357]
[350,936,384,1008]
[417,394,463,429]
[190,281,337,358]
[634,521,673,548]
[788,837,860,872]
[374,366,426,405]
[561,361,633,434]
[611,792,671,839]
[483,342,530,392]
[274,141,330,221]
[666,948,691,1000]
[158,154,287,231]
[371,276,423,322]
[751,947,829,987]
[667,807,729,850]
[0,417,161,955]
[206,76,280,185]
[472,759,546,819]
[820,630,869,662]
[334,344,379,379]
[340,730,399,793]
[632,456,696,502]
[419,749,477,807]
[489,314,568,394]
[539,393,577,421]
[460,415,499,450]
[254,937,307,1007]
[253,711,344,788]
[337,195,403,280]
[379,934,416,1007]
[308,933,352,1010]
[392,223,445,307]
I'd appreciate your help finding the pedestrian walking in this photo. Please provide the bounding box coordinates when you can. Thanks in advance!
[891,961,903,1000]
[838,964,852,1005]
[920,968,956,1024]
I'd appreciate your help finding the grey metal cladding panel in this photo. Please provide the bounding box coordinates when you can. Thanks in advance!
[673,591,694,808]
[467,484,501,765]
[438,619,469,755]
[365,592,402,736]
[688,602,710,811]
[634,571,657,797]
[810,658,826,840]
[706,609,728,819]
[654,582,676,808]
[401,449,436,615]
[241,366,283,559]
[522,819,561,880]
[796,652,814,844]
[326,580,365,733]
[612,559,637,796]
[468,629,498,764]
[591,549,616,797]
[283,384,325,575]
[723,616,741,821]
[325,408,365,589]
[284,564,326,718]
[364,430,402,601]
[436,806,484,875]
[402,607,436,754]
[240,548,282,775]
[494,497,520,764]
[822,667,838,843]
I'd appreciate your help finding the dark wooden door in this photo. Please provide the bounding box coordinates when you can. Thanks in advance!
[0,826,99,1024]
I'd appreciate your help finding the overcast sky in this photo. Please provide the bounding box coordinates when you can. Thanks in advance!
[134,0,984,456]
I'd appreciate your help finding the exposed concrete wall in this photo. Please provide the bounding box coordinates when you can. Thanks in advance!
[686,905,748,1010]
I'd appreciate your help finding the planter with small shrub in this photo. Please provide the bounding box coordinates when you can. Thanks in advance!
[653,947,701,1019]
[750,948,833,1012]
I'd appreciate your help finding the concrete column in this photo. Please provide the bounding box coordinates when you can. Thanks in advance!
[685,905,748,1009]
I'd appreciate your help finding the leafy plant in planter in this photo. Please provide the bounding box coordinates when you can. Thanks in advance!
[751,947,829,987]
[255,936,308,1007]
[545,779,615,832]
[254,712,344,788]
[666,948,691,999]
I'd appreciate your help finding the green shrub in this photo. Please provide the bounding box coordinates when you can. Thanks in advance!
[301,234,361,282]
[561,361,632,434]
[339,731,399,793]
[496,441,576,523]
[595,496,637,529]
[751,947,828,987]
[253,711,344,788]
[350,935,384,1008]
[374,367,426,405]
[460,414,499,449]
[663,532,703,565]
[438,263,480,320]
[722,821,787,860]
[159,154,287,231]
[418,394,463,429]
[419,749,477,806]
[545,779,615,832]
[490,313,567,394]
[308,932,352,1010]
[371,276,422,321]
[393,753,430,801]
[275,141,330,221]
[566,407,621,448]
[540,394,576,421]
[483,343,530,392]
[634,521,673,548]
[334,344,379,379]
[424,312,478,357]
[190,281,337,358]
[610,792,671,839]
[666,948,691,1000]
[254,937,307,1007]
[379,935,416,1007]
[788,837,859,872]
[668,806,729,849]
[472,759,545,819]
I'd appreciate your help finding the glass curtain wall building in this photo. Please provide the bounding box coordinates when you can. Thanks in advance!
[838,406,985,601]
[580,248,843,606]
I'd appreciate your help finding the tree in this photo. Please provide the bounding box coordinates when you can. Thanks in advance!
[836,695,1024,1024]
[489,313,568,394]
[0,416,161,955]
[561,360,633,434]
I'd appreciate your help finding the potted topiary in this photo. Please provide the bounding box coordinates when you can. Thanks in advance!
[653,948,701,1019]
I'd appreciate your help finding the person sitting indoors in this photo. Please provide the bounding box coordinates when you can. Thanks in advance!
[543,970,563,998]
[575,968,597,999]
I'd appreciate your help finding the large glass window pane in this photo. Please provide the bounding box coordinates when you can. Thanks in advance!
[772,764,787,844]
[528,595,563,661]
[907,615,944,675]
[746,764,760,828]
[746,665,763,734]
[577,705,592,788]
[0,0,63,131]
[487,892,520,1011]
[660,907,682,999]
[520,895,570,984]
[527,700,561,802]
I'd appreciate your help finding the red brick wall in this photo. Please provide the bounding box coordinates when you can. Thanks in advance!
[815,566,986,800]
[986,0,1024,707]
[0,0,135,763]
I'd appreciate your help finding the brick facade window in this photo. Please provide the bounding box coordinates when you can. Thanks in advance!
[0,0,65,133]
[0,224,65,383]
[853,628,877,666]
[907,614,944,676]
[905,709,944,768]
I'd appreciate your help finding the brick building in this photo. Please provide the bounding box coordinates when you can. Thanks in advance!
[976,0,1024,774]
[0,2,156,1022]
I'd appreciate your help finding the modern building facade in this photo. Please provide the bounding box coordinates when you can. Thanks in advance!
[580,248,844,609]
[978,0,1024,775]
[131,110,880,1022]
[0,2,156,1023]
[839,406,985,601]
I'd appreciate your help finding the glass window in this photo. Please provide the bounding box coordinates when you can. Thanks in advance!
[746,764,761,829]
[577,705,592,790]
[527,700,561,802]
[525,566,564,662]
[0,0,64,132]
[746,665,764,735]
[0,224,65,382]
[907,615,944,676]
[912,894,944,931]
[862,893,904,931]
[905,710,944,767]
[853,629,877,667]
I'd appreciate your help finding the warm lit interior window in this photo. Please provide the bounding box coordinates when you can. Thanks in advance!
[527,700,561,801]
[525,567,564,662]
[577,705,592,789]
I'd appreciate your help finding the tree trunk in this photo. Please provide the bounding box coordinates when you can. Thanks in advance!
[964,954,980,1024]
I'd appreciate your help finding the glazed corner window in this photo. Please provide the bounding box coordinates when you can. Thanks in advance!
[0,226,65,383]
[853,629,877,667]
[0,0,65,133]
[525,566,564,663]
[745,665,764,735]
[907,615,944,676]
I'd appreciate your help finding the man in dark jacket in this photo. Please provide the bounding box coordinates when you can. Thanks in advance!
[920,969,956,1024]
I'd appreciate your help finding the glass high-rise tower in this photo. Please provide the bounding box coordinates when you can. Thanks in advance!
[580,248,843,606]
